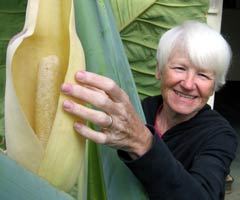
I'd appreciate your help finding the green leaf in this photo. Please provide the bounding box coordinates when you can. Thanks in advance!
[87,140,107,200]
[74,0,147,199]
[82,122,107,200]
[109,0,209,99]
[0,152,74,200]
[0,0,27,147]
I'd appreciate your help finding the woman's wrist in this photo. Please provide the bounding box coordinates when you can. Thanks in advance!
[129,126,154,159]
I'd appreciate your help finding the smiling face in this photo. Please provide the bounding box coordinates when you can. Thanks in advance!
[156,49,215,119]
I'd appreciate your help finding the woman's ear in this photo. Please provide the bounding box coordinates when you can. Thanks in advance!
[155,63,161,80]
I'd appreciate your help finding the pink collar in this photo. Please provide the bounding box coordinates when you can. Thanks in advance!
[154,104,163,138]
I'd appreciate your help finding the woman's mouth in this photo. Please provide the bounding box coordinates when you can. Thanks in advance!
[174,90,197,99]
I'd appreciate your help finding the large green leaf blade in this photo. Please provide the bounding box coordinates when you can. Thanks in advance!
[109,0,155,30]
[74,0,148,199]
[96,2,148,199]
[110,0,209,99]
[0,153,74,200]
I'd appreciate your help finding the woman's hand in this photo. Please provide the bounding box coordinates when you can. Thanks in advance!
[61,71,153,158]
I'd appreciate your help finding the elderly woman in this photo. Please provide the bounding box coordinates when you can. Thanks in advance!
[61,21,237,200]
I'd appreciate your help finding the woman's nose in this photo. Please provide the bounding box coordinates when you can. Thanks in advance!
[180,73,196,90]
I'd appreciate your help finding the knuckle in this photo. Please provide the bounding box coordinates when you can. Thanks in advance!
[117,104,128,117]
[96,112,109,126]
[106,79,117,93]
[95,134,107,144]
[96,94,109,107]
[121,91,130,103]
[71,103,83,117]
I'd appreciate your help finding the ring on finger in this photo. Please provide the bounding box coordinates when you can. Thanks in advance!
[103,115,113,130]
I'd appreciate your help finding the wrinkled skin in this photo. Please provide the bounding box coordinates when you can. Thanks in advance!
[154,50,215,133]
[61,71,153,158]
[157,50,215,118]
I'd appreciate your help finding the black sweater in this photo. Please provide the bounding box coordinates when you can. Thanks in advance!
[119,95,238,200]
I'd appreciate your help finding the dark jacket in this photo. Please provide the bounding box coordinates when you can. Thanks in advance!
[119,95,237,200]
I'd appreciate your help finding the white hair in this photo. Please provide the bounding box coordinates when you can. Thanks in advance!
[156,20,232,91]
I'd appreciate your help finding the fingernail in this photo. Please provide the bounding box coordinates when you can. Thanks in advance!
[63,100,73,110]
[76,71,85,81]
[74,122,82,130]
[61,83,71,94]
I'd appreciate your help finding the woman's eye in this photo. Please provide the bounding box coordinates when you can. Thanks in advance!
[198,73,210,80]
[173,66,185,72]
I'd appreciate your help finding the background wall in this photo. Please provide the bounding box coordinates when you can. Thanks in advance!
[206,0,224,106]
[221,9,240,81]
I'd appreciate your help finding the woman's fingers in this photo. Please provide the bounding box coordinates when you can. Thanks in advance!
[74,121,130,151]
[74,122,108,144]
[63,100,113,129]
[61,82,114,113]
[61,71,154,155]
[74,71,129,103]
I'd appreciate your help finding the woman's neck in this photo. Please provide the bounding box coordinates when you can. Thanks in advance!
[156,103,195,134]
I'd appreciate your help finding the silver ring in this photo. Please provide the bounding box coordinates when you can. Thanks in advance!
[107,115,113,129]
[102,115,113,130]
